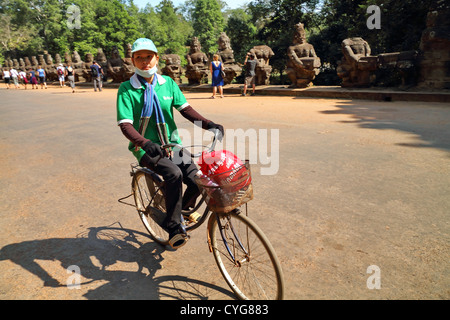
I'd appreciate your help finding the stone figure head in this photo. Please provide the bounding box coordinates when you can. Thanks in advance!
[72,51,81,63]
[96,48,107,63]
[85,53,93,63]
[218,32,231,50]
[293,23,307,44]
[189,37,201,53]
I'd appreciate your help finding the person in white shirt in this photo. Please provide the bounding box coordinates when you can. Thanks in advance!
[10,68,20,89]
[56,63,65,87]
[19,70,28,89]
[3,69,11,89]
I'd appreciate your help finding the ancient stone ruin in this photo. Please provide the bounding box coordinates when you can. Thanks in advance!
[249,45,275,85]
[216,32,241,85]
[417,0,450,89]
[286,22,321,88]
[185,37,209,85]
[161,54,182,83]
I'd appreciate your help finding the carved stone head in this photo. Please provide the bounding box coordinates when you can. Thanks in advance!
[293,23,307,44]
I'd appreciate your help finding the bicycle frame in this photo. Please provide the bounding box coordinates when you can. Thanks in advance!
[130,129,252,267]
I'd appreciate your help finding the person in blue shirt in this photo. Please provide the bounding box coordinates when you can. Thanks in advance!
[36,66,47,89]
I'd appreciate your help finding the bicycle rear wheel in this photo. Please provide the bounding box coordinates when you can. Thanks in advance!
[133,170,169,245]
[209,211,284,300]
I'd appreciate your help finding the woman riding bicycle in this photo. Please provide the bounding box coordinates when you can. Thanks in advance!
[116,38,224,249]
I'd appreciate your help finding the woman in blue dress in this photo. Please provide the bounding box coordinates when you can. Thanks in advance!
[209,54,224,98]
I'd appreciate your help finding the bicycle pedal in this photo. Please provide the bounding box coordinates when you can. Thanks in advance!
[168,233,188,249]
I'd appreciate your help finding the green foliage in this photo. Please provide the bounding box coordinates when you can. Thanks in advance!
[309,0,432,69]
[225,9,258,63]
[192,0,225,55]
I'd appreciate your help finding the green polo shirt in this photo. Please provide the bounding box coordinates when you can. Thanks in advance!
[117,73,189,161]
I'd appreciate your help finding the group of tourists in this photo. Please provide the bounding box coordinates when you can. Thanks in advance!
[209,52,258,98]
[2,61,104,93]
[3,66,48,90]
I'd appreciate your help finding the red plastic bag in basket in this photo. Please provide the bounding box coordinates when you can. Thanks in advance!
[198,150,250,190]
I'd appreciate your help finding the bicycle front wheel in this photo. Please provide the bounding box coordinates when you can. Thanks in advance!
[132,170,169,246]
[209,211,284,300]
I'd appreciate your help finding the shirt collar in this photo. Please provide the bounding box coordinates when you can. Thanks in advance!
[130,73,166,89]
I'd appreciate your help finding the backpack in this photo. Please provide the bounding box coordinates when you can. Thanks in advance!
[91,65,98,77]
[57,68,63,75]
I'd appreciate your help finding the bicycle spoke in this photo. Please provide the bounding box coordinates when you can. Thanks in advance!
[210,212,284,300]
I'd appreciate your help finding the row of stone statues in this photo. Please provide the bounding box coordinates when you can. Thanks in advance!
[0,26,311,87]
[180,34,276,86]
[2,1,448,90]
[0,23,408,89]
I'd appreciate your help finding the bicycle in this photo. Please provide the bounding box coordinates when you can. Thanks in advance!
[126,129,284,300]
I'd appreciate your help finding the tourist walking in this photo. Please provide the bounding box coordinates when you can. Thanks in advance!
[36,66,48,89]
[10,68,20,89]
[56,64,65,87]
[28,69,38,89]
[3,69,11,89]
[65,64,75,93]
[19,70,28,89]
[90,61,104,92]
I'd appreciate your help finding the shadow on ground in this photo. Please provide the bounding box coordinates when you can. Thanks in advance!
[318,100,450,153]
[0,223,234,300]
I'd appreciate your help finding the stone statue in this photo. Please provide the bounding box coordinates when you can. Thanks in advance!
[286,22,321,88]
[217,32,241,85]
[107,46,125,83]
[417,0,450,89]
[161,54,182,83]
[24,57,31,69]
[95,48,108,81]
[71,51,84,82]
[82,53,94,82]
[336,37,377,87]
[249,45,275,85]
[45,52,58,81]
[55,54,62,65]
[31,56,39,69]
[19,58,25,70]
[185,37,209,85]
[121,43,134,81]
[64,52,72,64]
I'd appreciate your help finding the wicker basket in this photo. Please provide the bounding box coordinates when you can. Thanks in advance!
[194,162,253,213]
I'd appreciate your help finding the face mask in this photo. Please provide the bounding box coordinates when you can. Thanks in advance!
[135,65,157,78]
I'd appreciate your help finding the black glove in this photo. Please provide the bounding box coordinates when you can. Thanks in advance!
[142,141,164,163]
[207,121,224,141]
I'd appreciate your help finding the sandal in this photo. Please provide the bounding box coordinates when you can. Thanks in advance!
[184,211,201,223]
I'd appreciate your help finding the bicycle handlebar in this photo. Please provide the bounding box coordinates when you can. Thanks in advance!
[161,128,221,158]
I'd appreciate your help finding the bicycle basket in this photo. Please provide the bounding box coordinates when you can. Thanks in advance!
[194,162,253,213]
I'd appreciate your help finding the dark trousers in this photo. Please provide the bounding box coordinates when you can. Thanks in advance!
[139,152,200,231]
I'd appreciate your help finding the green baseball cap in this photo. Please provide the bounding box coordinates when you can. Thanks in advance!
[131,38,158,54]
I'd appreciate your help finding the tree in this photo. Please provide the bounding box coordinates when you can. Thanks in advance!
[192,0,225,55]
[156,0,193,56]
[225,8,258,63]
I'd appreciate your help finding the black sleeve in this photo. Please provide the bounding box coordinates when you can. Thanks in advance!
[179,105,212,130]
[119,122,150,147]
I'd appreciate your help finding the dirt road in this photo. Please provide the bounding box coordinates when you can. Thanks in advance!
[0,85,449,300]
